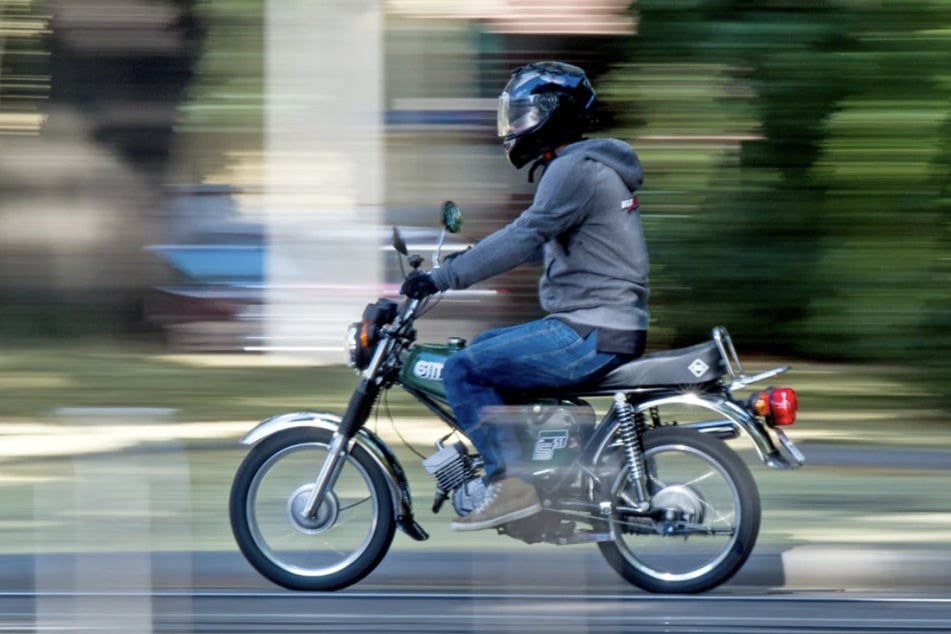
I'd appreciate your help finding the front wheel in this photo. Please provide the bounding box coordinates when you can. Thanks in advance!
[229,427,396,591]
[597,426,761,594]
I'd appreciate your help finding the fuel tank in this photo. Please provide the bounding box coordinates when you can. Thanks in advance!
[399,340,463,402]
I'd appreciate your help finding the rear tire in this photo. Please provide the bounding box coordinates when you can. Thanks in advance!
[230,427,396,591]
[597,427,760,594]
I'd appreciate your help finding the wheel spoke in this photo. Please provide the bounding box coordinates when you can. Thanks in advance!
[596,425,760,593]
[683,470,717,488]
[230,428,396,590]
[247,444,378,575]
[340,496,372,512]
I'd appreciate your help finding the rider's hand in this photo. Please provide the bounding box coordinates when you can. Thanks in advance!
[400,272,439,300]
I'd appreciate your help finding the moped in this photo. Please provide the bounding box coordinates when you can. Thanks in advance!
[229,202,804,594]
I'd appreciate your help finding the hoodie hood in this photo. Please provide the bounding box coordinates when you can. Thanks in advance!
[558,138,644,192]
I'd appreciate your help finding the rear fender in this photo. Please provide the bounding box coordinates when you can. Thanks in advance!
[587,393,800,470]
[241,412,428,540]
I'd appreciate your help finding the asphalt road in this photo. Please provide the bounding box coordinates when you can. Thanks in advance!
[3,428,949,634]
[1,547,950,633]
[8,590,951,634]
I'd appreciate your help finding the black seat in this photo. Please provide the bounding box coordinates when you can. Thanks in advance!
[601,340,724,386]
[505,339,727,403]
[561,340,726,397]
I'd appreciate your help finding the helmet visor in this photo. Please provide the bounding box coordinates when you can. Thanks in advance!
[497,92,556,138]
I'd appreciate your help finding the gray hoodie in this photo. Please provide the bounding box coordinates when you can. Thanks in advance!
[430,137,649,353]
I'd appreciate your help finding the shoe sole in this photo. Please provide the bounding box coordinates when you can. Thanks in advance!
[449,502,542,532]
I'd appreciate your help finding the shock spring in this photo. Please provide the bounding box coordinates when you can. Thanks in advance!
[614,392,650,511]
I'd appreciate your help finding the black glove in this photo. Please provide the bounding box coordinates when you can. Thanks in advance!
[400,272,439,299]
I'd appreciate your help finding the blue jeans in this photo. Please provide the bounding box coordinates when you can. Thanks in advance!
[442,318,624,483]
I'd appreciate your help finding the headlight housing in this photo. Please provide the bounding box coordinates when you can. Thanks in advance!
[345,322,364,369]
[344,299,398,370]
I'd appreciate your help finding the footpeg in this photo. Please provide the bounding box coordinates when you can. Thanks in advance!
[397,515,429,541]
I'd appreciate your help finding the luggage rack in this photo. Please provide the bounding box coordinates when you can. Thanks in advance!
[712,326,790,392]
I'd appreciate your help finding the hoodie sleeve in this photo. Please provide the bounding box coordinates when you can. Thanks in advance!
[430,157,595,291]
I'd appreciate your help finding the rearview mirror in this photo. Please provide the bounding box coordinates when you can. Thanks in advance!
[441,200,463,234]
[392,226,408,255]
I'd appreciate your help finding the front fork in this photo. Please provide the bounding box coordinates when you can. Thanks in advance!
[302,377,380,518]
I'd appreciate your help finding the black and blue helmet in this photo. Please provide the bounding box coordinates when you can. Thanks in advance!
[497,61,596,169]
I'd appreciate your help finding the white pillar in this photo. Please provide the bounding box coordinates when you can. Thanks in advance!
[34,408,191,633]
[262,0,384,362]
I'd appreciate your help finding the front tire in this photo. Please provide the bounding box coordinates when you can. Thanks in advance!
[597,427,760,594]
[230,427,396,591]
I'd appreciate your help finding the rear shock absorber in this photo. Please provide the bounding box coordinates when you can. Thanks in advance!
[614,392,650,512]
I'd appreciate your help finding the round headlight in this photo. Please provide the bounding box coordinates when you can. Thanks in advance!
[344,322,361,368]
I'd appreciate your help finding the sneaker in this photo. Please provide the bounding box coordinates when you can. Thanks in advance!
[450,477,542,532]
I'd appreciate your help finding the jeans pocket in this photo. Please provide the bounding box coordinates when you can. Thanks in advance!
[548,320,586,349]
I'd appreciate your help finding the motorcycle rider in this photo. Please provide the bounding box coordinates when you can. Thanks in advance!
[400,61,649,531]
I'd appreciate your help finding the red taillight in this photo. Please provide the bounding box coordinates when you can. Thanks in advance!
[750,387,798,426]
[769,387,798,425]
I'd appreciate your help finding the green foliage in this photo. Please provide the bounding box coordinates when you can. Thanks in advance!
[171,0,265,181]
[609,1,951,379]
[603,0,951,409]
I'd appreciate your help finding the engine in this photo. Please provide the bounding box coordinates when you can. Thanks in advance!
[421,442,485,515]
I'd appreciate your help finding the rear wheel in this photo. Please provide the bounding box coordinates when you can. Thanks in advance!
[230,427,396,591]
[597,427,760,593]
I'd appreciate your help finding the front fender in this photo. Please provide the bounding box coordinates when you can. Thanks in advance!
[241,411,428,541]
[240,411,344,446]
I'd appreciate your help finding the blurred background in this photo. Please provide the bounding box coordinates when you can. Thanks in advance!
[1,1,951,625]
[3,0,950,402]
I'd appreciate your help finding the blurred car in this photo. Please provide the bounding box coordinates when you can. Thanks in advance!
[145,221,265,351]
[146,188,542,352]
[146,222,538,353]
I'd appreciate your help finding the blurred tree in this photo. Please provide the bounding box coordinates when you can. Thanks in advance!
[608,0,951,399]
[805,4,951,364]
[0,0,208,340]
[47,0,206,179]
[924,112,951,404]
[615,0,855,354]
[169,0,264,185]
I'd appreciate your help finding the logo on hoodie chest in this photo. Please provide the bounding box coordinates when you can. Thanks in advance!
[621,196,639,212]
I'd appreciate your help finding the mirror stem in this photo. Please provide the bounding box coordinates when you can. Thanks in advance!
[431,227,447,269]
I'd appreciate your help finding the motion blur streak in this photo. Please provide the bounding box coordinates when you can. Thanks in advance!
[0,1,49,135]
[0,0,949,376]
[389,0,636,35]
[1,1,951,631]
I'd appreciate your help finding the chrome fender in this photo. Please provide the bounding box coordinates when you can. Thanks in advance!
[634,393,801,469]
[241,411,428,540]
